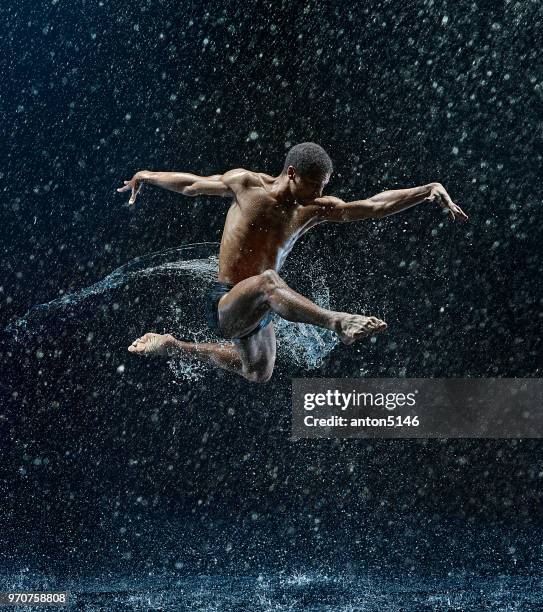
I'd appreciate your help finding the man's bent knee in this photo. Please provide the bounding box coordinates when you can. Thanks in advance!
[243,363,274,383]
[245,371,273,384]
[259,269,284,297]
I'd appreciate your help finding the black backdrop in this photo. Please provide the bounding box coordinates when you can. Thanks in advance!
[1,0,541,576]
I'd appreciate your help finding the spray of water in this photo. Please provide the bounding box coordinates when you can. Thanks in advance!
[5,243,339,380]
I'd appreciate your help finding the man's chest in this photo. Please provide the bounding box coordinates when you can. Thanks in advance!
[235,195,316,237]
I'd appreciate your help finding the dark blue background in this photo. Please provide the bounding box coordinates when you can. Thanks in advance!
[1,0,541,579]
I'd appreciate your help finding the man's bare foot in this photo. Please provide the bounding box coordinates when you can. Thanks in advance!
[128,333,176,357]
[335,314,387,345]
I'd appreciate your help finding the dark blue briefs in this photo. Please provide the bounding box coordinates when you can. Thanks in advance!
[204,281,273,340]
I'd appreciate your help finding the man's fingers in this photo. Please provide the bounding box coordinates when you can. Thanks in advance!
[443,191,455,205]
[129,181,140,204]
[129,180,143,205]
[117,183,131,192]
[446,196,468,220]
[430,185,468,222]
[452,204,468,221]
[452,209,468,221]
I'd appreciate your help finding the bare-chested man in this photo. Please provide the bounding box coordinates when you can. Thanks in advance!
[118,142,468,383]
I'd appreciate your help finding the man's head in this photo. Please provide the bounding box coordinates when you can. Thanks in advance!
[282,142,333,203]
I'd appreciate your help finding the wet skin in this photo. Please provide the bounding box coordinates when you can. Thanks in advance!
[120,165,467,381]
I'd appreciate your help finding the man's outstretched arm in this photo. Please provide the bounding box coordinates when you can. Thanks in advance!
[117,168,247,206]
[315,183,468,223]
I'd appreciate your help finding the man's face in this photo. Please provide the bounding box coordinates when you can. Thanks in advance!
[288,166,331,203]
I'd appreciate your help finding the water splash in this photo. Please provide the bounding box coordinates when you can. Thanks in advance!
[5,243,339,379]
[5,242,220,343]
[275,264,338,369]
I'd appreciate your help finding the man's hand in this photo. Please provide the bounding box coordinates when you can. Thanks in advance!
[117,170,149,206]
[427,183,468,221]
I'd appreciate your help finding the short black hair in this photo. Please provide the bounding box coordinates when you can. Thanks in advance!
[282,142,333,178]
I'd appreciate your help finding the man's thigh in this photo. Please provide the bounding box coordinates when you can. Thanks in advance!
[217,273,271,338]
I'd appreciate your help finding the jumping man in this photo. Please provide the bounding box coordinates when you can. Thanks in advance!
[118,142,468,383]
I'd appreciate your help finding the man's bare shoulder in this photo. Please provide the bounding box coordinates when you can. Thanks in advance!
[221,168,263,190]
